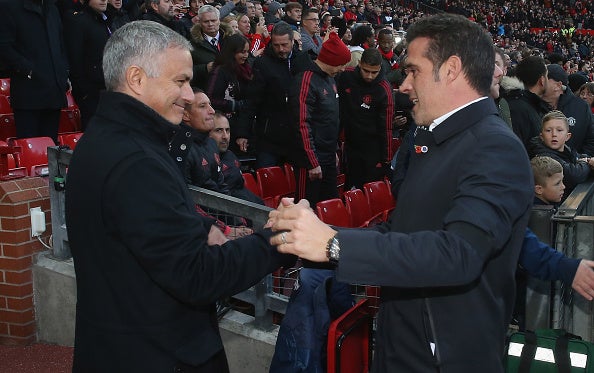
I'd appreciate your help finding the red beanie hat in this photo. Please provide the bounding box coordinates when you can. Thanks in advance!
[317,33,351,67]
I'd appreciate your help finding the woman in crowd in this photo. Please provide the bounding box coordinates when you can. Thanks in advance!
[207,34,256,155]
[578,82,594,114]
[237,13,269,57]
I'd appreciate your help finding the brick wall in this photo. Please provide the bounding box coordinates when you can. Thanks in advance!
[0,178,50,345]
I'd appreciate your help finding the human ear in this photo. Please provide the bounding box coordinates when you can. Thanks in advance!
[125,66,145,96]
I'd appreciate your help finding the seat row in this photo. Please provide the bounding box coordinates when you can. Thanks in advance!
[0,133,83,179]
[316,180,396,228]
[0,78,82,142]
[242,164,296,207]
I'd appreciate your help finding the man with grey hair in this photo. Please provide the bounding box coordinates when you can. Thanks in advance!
[142,0,190,38]
[66,20,293,372]
[189,4,226,89]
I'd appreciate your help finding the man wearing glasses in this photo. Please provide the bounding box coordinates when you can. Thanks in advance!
[300,8,323,59]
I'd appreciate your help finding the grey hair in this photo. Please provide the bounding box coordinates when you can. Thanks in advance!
[103,20,193,91]
[198,4,220,19]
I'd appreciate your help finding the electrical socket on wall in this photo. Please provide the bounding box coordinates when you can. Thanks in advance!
[30,207,46,237]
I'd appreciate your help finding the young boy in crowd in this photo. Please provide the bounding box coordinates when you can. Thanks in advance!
[528,110,591,197]
[531,155,566,206]
[510,156,594,331]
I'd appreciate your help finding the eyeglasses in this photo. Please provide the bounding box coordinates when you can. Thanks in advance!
[304,18,319,21]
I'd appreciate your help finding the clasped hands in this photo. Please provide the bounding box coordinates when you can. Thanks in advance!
[265,198,337,262]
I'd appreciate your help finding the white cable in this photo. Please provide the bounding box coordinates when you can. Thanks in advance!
[37,235,52,250]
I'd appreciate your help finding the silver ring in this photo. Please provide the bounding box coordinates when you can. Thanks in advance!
[281,232,287,245]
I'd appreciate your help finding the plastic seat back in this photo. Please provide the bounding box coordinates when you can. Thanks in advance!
[344,189,377,227]
[242,172,261,197]
[363,181,396,221]
[0,78,9,96]
[9,137,55,176]
[256,166,293,207]
[0,113,16,142]
[316,198,351,227]
[0,95,11,115]
[327,299,373,373]
[58,132,83,150]
[283,163,295,194]
[58,91,81,133]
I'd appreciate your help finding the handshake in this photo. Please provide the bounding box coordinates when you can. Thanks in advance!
[265,198,337,262]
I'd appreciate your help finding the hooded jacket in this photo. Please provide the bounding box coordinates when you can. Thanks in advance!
[504,76,551,150]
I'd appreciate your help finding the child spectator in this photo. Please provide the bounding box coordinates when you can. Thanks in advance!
[531,156,566,206]
[528,110,591,197]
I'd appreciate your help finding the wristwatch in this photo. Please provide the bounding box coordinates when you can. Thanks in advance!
[326,234,340,263]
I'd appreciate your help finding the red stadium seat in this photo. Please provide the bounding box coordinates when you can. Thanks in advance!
[336,173,346,199]
[363,181,396,222]
[9,137,55,176]
[0,95,11,115]
[256,166,293,207]
[344,189,381,227]
[0,113,16,142]
[242,172,261,197]
[316,198,351,227]
[283,163,295,194]
[0,140,26,180]
[58,132,83,150]
[390,137,402,159]
[327,299,373,373]
[0,78,9,96]
[58,91,81,134]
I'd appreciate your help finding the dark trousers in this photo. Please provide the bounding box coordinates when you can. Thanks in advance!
[14,109,61,143]
[294,163,338,206]
[345,156,387,190]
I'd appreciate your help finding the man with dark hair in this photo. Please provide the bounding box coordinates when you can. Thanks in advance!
[377,27,402,86]
[210,112,264,204]
[0,0,69,142]
[282,2,302,30]
[268,14,533,371]
[506,56,552,149]
[66,20,293,372]
[337,48,394,189]
[300,7,323,58]
[142,0,189,38]
[252,21,312,168]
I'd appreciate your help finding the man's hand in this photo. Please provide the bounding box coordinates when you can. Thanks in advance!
[308,165,322,180]
[266,198,337,262]
[207,61,214,72]
[208,224,229,246]
[572,259,594,300]
[236,138,249,152]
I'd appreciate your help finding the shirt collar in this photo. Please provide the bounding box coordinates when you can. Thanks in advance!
[428,97,487,132]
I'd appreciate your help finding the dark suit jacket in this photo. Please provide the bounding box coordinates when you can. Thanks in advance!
[66,91,294,372]
[335,98,533,372]
[0,0,69,110]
